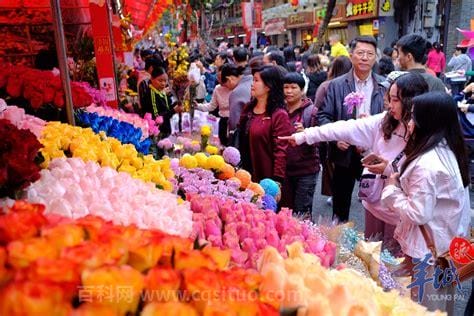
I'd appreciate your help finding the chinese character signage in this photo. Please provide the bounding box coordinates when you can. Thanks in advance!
[264,18,286,36]
[90,0,118,107]
[254,2,263,29]
[378,0,394,17]
[287,11,314,29]
[345,0,377,21]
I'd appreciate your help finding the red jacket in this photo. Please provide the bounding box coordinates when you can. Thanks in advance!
[286,98,320,177]
[239,107,292,183]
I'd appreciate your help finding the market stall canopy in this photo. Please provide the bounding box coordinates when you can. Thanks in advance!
[0,0,91,66]
[123,0,153,29]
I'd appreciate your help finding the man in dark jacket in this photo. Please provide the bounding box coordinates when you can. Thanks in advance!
[281,72,320,219]
[317,36,386,222]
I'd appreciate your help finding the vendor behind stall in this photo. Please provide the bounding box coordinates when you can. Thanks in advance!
[140,67,182,137]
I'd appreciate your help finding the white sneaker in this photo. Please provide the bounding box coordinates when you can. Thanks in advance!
[326,197,332,206]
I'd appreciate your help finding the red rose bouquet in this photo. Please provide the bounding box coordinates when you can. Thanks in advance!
[0,119,43,198]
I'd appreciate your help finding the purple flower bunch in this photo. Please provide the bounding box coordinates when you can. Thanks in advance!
[173,166,259,205]
[222,146,241,166]
[344,92,365,115]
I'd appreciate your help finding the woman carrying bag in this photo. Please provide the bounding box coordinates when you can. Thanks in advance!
[381,92,471,313]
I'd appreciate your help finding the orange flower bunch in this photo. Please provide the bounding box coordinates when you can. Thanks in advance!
[0,201,278,315]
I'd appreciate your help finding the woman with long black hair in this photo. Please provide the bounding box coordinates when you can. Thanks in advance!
[238,65,292,184]
[381,92,471,313]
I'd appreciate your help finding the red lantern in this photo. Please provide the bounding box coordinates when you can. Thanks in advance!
[290,0,298,6]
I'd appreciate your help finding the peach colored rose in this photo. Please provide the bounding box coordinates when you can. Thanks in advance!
[41,224,85,250]
[174,249,217,271]
[7,237,58,269]
[81,265,144,315]
[70,303,116,316]
[141,302,198,316]
[0,281,71,316]
[127,240,163,272]
[0,201,47,244]
[60,240,128,270]
[201,246,231,270]
[22,258,81,299]
[144,267,181,303]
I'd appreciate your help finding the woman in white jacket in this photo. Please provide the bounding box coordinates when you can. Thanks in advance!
[280,73,428,250]
[381,92,470,313]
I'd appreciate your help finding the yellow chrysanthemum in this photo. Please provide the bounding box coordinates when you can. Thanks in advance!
[194,152,208,169]
[179,154,198,169]
[206,155,226,171]
[200,125,212,137]
[205,145,219,155]
[39,122,174,191]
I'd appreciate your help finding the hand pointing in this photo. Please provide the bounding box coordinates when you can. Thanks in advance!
[278,135,297,146]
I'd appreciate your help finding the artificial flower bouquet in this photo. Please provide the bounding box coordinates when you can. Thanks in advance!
[0,119,43,199]
[0,64,101,110]
[344,91,365,115]
[0,201,278,315]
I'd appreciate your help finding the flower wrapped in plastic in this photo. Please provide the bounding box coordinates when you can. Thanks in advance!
[0,119,43,198]
[76,110,152,154]
[24,158,194,237]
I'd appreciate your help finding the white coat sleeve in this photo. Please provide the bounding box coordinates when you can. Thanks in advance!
[294,112,386,147]
[381,167,437,225]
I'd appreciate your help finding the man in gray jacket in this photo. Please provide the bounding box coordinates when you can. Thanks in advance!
[317,36,386,223]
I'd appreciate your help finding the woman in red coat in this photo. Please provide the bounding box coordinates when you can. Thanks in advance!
[238,65,292,185]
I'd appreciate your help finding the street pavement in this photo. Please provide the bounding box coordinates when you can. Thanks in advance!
[310,172,473,316]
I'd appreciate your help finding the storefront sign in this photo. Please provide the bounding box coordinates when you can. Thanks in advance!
[378,0,394,17]
[315,4,346,22]
[345,0,377,21]
[359,23,373,36]
[264,18,286,36]
[287,11,314,29]
[89,0,118,107]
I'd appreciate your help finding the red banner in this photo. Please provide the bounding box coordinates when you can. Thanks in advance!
[241,2,252,30]
[254,2,263,29]
[89,0,118,108]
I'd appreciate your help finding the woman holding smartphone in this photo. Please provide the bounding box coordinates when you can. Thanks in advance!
[381,92,470,312]
[280,73,428,250]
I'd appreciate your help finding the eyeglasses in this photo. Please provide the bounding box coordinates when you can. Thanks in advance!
[354,50,376,58]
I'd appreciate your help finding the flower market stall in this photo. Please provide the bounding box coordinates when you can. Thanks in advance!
[0,1,453,315]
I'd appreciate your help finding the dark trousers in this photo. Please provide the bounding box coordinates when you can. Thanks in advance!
[218,117,229,146]
[331,153,362,222]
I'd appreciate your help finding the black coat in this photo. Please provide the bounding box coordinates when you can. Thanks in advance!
[317,70,387,167]
[140,81,175,137]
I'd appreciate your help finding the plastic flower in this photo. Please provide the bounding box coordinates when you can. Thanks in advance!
[0,201,47,244]
[205,145,219,155]
[193,153,208,169]
[344,92,365,115]
[81,265,144,315]
[179,154,198,169]
[222,147,241,166]
[200,125,212,137]
[247,182,265,196]
[206,155,225,171]
[217,163,235,180]
[235,169,251,189]
[259,178,280,198]
[262,195,277,212]
[39,122,173,191]
[158,138,174,151]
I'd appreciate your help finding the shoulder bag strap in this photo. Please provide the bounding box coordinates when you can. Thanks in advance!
[419,224,438,259]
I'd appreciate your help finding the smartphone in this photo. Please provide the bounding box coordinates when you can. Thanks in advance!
[361,153,381,165]
[391,160,399,173]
